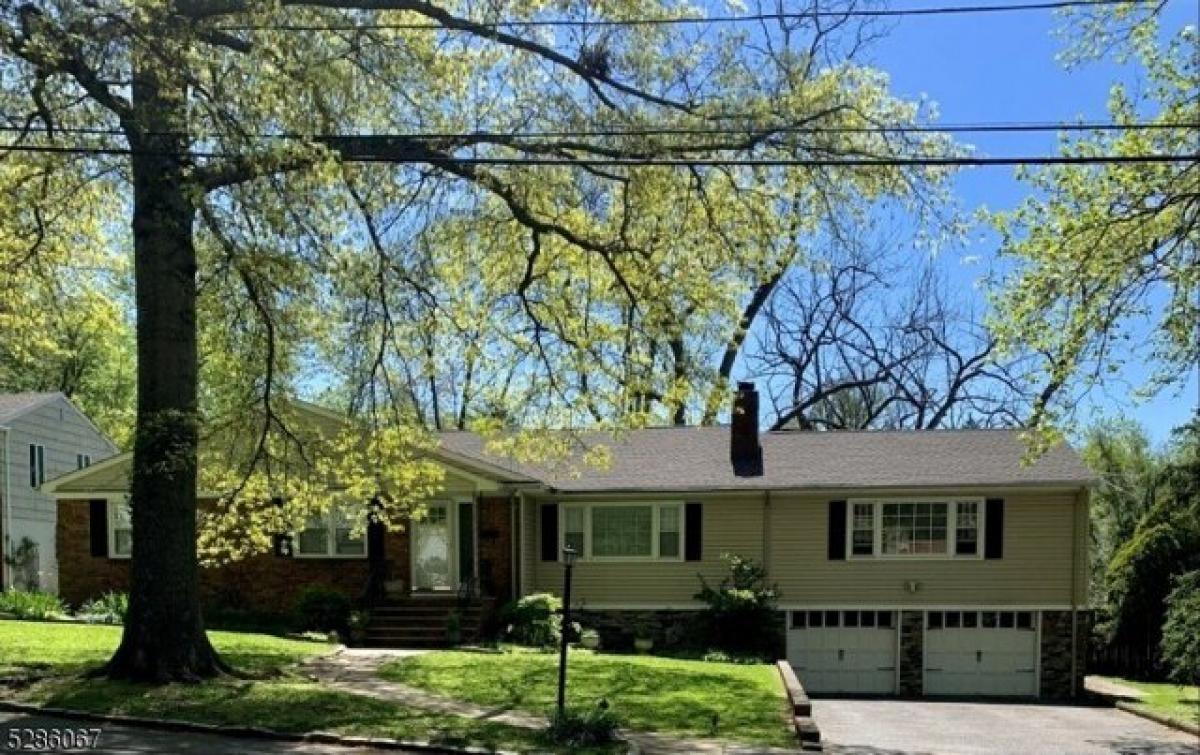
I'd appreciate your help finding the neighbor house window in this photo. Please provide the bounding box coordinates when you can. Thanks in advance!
[848,499,983,559]
[296,506,366,558]
[109,500,133,558]
[76,453,91,470]
[28,444,44,487]
[561,502,683,561]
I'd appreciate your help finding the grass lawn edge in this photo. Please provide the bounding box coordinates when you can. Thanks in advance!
[1113,700,1200,737]
[0,698,517,755]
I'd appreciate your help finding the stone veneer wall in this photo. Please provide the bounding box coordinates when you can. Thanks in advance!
[1040,609,1088,700]
[574,608,785,656]
[898,610,925,696]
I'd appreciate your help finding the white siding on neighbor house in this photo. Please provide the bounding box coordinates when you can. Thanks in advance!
[2,396,116,592]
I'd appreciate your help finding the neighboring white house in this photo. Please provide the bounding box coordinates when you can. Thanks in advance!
[0,393,118,592]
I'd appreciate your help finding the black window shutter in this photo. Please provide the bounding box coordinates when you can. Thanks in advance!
[828,500,847,560]
[684,502,703,561]
[88,499,108,558]
[984,498,1004,559]
[540,503,559,561]
[366,501,385,564]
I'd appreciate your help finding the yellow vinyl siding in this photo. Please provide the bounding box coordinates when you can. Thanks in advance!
[769,490,1081,606]
[527,494,765,606]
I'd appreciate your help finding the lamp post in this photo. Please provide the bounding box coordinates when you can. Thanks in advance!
[556,544,577,716]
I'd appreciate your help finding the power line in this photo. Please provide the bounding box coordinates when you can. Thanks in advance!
[1,142,1193,167]
[217,0,1159,32]
[0,120,1194,141]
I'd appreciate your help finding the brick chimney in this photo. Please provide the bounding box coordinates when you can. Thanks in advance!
[730,381,763,477]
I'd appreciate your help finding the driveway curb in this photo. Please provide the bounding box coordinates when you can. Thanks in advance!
[0,700,517,754]
[1114,700,1200,738]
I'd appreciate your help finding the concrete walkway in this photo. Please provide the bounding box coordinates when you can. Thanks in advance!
[1085,675,1149,699]
[300,648,796,755]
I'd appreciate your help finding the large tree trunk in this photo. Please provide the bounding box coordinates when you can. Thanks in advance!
[102,55,226,682]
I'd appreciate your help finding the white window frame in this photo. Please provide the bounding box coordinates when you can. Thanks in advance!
[29,444,45,488]
[294,506,368,560]
[846,497,985,560]
[559,501,685,562]
[108,498,133,559]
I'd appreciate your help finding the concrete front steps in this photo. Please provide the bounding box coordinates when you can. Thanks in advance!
[363,594,492,648]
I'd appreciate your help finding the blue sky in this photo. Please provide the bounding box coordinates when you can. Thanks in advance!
[859,2,1197,446]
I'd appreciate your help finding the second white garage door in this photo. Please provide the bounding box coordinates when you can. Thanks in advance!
[787,610,897,694]
[924,610,1039,697]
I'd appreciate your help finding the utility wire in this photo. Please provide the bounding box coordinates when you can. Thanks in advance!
[0,121,1195,141]
[217,0,1160,32]
[0,142,1193,167]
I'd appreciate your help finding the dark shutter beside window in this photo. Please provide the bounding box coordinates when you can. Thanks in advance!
[828,500,847,560]
[984,498,1004,559]
[29,445,37,487]
[88,499,108,558]
[540,503,558,561]
[684,502,703,561]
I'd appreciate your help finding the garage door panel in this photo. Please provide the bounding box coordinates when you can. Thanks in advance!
[787,611,897,695]
[924,610,1038,697]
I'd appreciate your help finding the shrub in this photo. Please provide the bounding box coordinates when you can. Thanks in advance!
[293,586,352,635]
[545,701,621,747]
[694,553,781,658]
[79,592,128,624]
[500,593,563,647]
[0,589,66,620]
[1161,570,1200,685]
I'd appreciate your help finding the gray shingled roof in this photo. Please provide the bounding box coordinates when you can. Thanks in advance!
[437,427,1095,492]
[0,392,62,424]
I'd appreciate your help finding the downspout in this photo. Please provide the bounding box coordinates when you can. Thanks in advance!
[1069,486,1081,697]
[514,490,526,599]
[762,491,771,574]
[1,425,10,589]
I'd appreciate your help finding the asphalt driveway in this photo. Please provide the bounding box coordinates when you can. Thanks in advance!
[811,699,1199,755]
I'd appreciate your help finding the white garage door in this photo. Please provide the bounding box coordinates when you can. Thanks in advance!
[924,610,1038,697]
[787,610,897,694]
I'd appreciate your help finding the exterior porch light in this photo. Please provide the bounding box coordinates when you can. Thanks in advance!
[556,545,577,715]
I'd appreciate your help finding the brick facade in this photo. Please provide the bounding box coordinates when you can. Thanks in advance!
[57,495,517,614]
[476,496,514,600]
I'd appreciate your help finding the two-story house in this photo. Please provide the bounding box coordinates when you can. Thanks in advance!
[0,392,119,592]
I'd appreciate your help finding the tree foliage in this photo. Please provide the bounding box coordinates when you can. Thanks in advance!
[0,0,951,678]
[1161,570,1200,686]
[1094,420,1200,678]
[989,8,1198,450]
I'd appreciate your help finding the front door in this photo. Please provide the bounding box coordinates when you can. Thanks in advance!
[412,502,452,591]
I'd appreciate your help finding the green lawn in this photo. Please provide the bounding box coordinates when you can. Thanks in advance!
[0,621,553,752]
[0,619,329,677]
[1099,676,1200,730]
[380,647,793,747]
